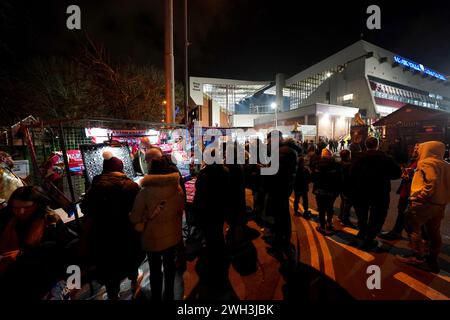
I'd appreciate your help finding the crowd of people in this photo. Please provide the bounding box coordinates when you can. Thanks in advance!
[0,131,449,300]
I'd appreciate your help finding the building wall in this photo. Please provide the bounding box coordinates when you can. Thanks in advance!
[365,56,448,98]
[212,100,221,127]
[294,57,377,120]
[200,96,210,127]
[232,114,268,127]
[285,41,449,121]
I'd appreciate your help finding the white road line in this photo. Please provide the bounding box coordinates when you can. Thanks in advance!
[393,272,449,300]
[309,220,336,281]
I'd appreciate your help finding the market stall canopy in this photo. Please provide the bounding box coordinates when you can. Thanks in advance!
[373,105,450,127]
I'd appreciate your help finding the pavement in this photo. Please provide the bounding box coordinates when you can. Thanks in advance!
[71,179,450,300]
[290,179,450,300]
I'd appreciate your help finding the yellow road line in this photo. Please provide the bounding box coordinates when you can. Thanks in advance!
[393,272,449,300]
[299,216,321,271]
[326,236,375,262]
[439,253,450,264]
[306,217,375,263]
[435,272,450,284]
[340,226,358,236]
[308,220,336,280]
[289,198,321,271]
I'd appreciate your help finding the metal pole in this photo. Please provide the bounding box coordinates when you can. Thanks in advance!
[58,125,76,204]
[165,0,175,124]
[275,106,278,129]
[184,0,189,125]
[58,124,81,231]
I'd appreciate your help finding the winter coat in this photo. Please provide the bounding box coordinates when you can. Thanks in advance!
[410,141,450,205]
[130,173,184,252]
[225,164,246,226]
[263,143,298,197]
[312,158,342,197]
[351,150,402,204]
[80,172,142,280]
[0,207,73,260]
[258,143,298,220]
[0,207,74,299]
[193,164,231,227]
[340,159,352,197]
[294,165,311,193]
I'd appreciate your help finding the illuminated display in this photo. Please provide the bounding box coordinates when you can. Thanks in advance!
[394,56,447,81]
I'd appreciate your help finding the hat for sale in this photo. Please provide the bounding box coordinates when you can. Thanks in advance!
[102,151,124,173]
[321,148,333,159]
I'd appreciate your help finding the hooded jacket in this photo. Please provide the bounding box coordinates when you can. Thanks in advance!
[410,141,450,205]
[130,172,184,252]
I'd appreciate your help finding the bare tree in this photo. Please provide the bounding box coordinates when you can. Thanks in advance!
[0,34,185,125]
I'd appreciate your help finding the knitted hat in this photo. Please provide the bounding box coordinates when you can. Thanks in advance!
[102,151,124,173]
[321,148,333,159]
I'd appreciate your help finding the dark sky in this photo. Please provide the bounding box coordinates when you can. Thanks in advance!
[2,0,450,82]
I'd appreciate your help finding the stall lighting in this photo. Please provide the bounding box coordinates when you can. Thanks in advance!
[343,94,354,101]
[85,127,109,138]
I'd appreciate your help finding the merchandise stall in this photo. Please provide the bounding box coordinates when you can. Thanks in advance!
[83,126,192,182]
[15,117,191,229]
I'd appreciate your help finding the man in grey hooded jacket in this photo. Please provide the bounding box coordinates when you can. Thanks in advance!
[398,141,450,273]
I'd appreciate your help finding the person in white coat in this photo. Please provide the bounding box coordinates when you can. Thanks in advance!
[130,158,184,300]
[398,141,450,273]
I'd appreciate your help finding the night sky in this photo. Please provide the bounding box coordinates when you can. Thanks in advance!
[1,0,450,82]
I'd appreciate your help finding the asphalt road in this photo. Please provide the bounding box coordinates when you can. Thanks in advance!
[291,179,450,300]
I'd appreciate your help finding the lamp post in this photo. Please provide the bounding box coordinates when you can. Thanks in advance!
[164,0,175,124]
[271,102,278,129]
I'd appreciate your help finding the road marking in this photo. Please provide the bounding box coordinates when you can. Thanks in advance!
[310,221,336,281]
[307,218,376,263]
[340,226,358,236]
[435,272,450,284]
[299,216,321,271]
[290,198,321,270]
[393,272,449,300]
[439,253,450,264]
[327,236,375,262]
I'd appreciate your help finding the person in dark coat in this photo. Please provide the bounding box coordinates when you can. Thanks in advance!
[192,155,232,290]
[223,143,247,227]
[351,137,402,250]
[338,149,356,227]
[293,156,311,219]
[340,140,346,151]
[0,186,74,300]
[244,140,261,216]
[262,131,298,257]
[312,148,342,235]
[380,143,419,241]
[302,141,309,155]
[80,151,143,299]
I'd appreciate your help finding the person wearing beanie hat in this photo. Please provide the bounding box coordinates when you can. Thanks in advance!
[312,148,342,235]
[102,150,124,173]
[80,150,143,299]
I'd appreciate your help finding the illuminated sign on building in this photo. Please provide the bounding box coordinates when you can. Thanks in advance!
[394,56,447,81]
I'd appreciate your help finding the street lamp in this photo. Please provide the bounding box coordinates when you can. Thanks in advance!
[271,102,278,129]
